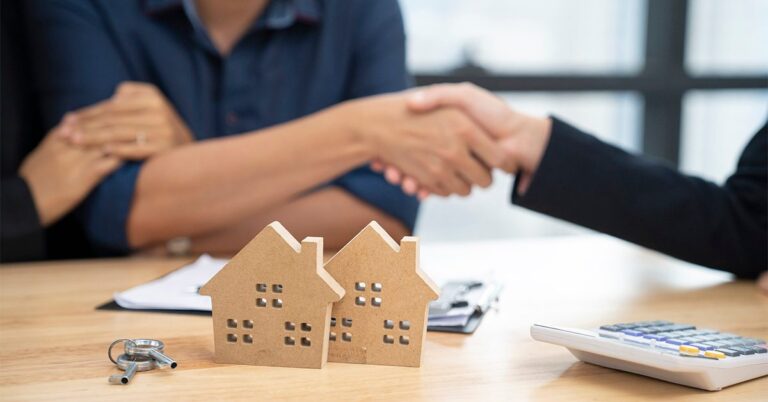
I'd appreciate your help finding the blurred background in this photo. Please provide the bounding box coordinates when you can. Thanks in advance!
[404,0,768,241]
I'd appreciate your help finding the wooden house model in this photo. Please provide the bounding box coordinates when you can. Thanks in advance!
[199,222,344,369]
[324,222,440,367]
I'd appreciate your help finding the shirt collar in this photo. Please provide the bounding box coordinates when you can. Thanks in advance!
[144,0,321,28]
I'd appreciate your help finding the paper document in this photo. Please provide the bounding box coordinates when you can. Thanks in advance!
[114,254,226,311]
[114,254,501,330]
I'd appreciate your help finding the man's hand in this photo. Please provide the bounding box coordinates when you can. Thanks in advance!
[60,82,194,160]
[375,83,553,197]
[342,93,503,197]
[19,124,121,226]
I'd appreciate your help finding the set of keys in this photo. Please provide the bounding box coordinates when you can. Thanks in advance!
[108,339,177,384]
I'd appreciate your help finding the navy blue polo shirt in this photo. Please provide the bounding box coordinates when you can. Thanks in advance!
[25,0,419,253]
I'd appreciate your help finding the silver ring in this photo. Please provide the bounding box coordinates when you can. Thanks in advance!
[136,131,147,145]
[116,353,157,372]
[125,339,165,356]
[108,339,134,365]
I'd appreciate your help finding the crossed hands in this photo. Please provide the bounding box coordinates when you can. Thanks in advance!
[20,82,193,226]
[367,83,552,199]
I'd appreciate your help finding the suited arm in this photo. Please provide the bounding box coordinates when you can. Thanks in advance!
[513,118,768,279]
[0,177,45,262]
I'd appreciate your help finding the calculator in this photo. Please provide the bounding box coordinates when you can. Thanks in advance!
[530,321,768,391]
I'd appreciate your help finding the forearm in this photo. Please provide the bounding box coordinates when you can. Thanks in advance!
[188,187,410,255]
[514,118,767,277]
[128,104,373,247]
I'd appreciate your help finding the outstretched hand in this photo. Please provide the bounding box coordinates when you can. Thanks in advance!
[374,83,552,198]
[343,93,503,197]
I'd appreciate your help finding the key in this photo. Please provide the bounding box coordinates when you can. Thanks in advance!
[125,339,178,369]
[109,353,156,385]
[715,348,741,357]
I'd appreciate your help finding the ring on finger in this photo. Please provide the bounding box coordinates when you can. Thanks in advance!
[136,131,147,145]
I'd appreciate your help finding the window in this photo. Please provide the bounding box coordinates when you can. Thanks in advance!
[681,90,768,183]
[401,0,645,74]
[686,0,768,76]
[402,0,767,241]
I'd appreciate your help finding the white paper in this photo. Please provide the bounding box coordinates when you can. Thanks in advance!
[114,250,501,329]
[114,254,225,311]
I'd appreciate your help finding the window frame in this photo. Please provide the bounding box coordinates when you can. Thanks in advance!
[413,0,768,165]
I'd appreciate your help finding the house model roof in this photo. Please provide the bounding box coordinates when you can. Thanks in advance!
[200,222,344,303]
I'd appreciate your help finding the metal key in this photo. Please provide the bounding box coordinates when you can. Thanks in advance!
[108,354,156,384]
[124,339,178,369]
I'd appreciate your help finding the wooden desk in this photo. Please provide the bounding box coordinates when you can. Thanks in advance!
[1,235,766,401]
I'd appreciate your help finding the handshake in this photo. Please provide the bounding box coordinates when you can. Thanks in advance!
[344,83,553,199]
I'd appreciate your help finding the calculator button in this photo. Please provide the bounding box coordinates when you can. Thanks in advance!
[689,343,715,351]
[726,339,750,347]
[730,346,756,355]
[704,350,726,360]
[722,340,749,349]
[750,346,767,354]
[704,341,729,348]
[643,326,669,334]
[599,325,622,332]
[622,329,643,336]
[739,339,760,346]
[716,348,742,357]
[643,334,668,341]
[666,339,687,346]
[679,345,700,356]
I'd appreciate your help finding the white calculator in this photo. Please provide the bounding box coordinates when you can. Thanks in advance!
[530,321,768,391]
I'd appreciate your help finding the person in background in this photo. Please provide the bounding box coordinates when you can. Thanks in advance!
[25,0,503,256]
[1,1,191,262]
[376,83,767,280]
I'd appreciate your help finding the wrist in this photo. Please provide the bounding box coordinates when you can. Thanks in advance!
[18,172,59,226]
[521,116,552,174]
[333,98,380,160]
[502,114,551,174]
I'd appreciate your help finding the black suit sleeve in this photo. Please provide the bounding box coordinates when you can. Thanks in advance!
[1,176,46,262]
[513,117,768,279]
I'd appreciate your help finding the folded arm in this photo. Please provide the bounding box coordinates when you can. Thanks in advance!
[127,105,372,248]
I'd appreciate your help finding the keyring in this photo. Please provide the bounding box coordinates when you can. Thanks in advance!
[116,353,157,372]
[108,338,136,365]
[124,339,165,356]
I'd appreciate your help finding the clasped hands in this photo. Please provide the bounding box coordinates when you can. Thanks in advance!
[20,82,193,226]
[356,83,552,199]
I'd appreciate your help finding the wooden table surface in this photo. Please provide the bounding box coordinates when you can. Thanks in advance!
[1,235,766,401]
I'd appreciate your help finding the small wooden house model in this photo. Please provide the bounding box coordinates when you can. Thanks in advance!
[324,221,440,367]
[200,222,344,369]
